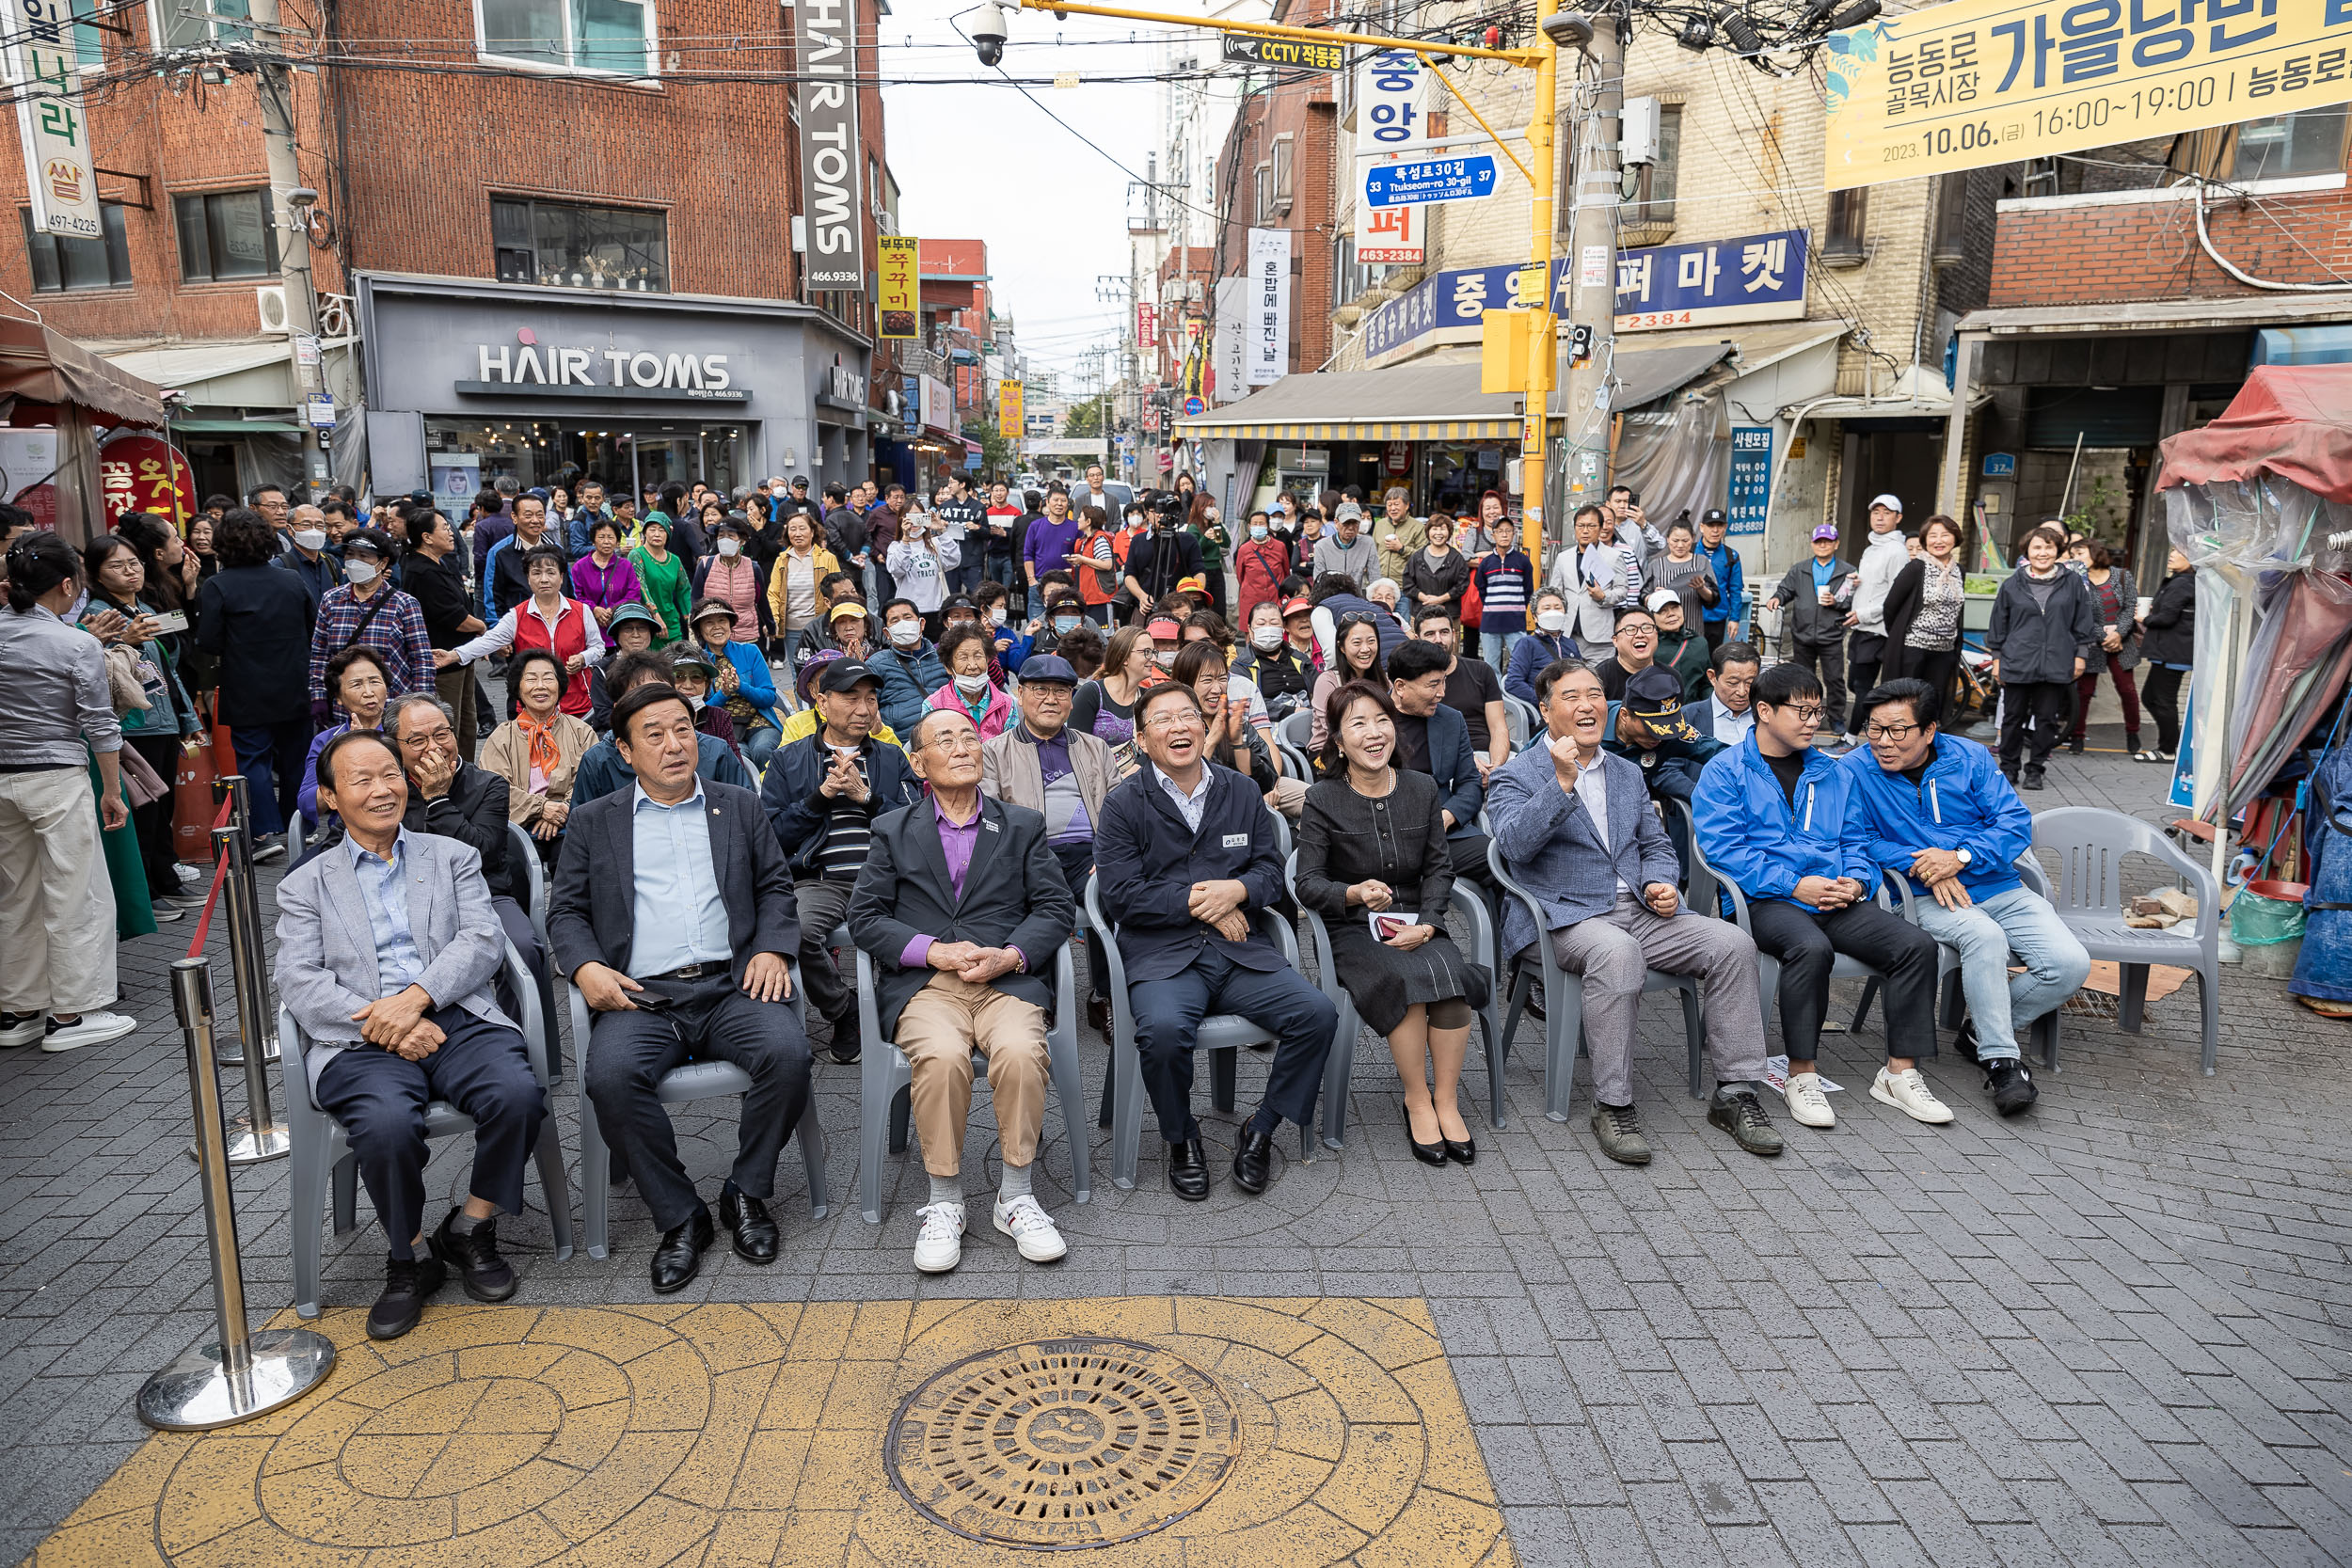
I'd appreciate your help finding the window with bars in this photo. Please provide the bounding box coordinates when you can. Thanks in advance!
[23,203,131,292]
[476,0,655,75]
[172,190,278,282]
[492,197,668,292]
[1823,187,1867,265]
[1271,134,1294,214]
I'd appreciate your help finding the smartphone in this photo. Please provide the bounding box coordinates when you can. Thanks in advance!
[149,610,189,634]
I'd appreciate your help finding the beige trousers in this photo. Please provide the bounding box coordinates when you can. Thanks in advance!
[0,766,119,1016]
[897,973,1050,1178]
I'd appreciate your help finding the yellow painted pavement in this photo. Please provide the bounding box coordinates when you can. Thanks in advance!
[28,1297,1516,1567]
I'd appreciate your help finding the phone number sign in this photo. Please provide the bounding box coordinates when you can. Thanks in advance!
[1823,0,2352,189]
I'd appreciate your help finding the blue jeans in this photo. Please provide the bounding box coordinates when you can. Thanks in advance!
[231,717,312,836]
[1485,628,1525,672]
[1910,884,2090,1060]
[742,723,781,771]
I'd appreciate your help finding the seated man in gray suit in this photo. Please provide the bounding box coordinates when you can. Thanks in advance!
[1486,657,1777,1166]
[274,729,547,1341]
[549,680,813,1295]
[849,706,1075,1275]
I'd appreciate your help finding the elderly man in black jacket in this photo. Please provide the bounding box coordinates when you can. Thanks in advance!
[549,682,813,1294]
[1095,681,1337,1200]
[849,707,1075,1274]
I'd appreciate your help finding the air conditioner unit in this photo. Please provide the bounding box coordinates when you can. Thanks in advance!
[256,285,290,335]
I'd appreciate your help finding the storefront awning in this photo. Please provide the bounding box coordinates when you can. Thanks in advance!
[1955,293,2352,338]
[168,419,308,435]
[91,338,299,411]
[0,317,167,426]
[1796,363,1988,422]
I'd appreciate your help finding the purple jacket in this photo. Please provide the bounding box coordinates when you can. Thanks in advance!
[570,551,643,609]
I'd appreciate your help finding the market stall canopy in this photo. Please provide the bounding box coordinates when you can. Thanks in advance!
[2156,366,2352,504]
[0,316,167,427]
[94,338,296,408]
[1172,341,1735,441]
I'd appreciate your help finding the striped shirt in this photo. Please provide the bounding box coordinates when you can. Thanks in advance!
[1473,551,1534,634]
[817,746,875,882]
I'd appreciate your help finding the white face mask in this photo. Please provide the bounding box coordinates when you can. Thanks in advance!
[1053,615,1080,635]
[1153,649,1176,669]
[990,606,1008,626]
[1249,525,1268,540]
[344,560,378,586]
[717,538,740,557]
[889,621,921,647]
[1251,626,1284,652]
[1536,609,1569,633]
[771,485,787,498]
[954,671,990,697]
[682,691,703,711]
[293,529,327,552]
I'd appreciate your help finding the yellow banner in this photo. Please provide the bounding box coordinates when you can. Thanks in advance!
[877,234,918,341]
[998,379,1023,436]
[1822,0,2352,190]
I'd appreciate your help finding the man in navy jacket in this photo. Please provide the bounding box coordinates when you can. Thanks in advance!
[1690,662,1947,1133]
[1094,682,1338,1201]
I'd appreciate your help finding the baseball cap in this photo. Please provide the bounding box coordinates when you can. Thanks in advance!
[1623,665,1700,742]
[1334,502,1364,522]
[1146,617,1182,640]
[1018,654,1078,686]
[1869,493,1903,513]
[818,659,883,695]
[690,597,735,627]
[1644,588,1680,615]
[1812,524,1839,542]
[797,648,842,700]
[827,599,868,623]
[941,594,978,617]
[1280,595,1313,619]
[1700,508,1727,527]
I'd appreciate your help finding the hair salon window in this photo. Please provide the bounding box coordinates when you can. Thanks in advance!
[492,197,669,292]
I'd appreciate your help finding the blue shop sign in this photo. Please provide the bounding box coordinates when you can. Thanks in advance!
[1727,425,1774,536]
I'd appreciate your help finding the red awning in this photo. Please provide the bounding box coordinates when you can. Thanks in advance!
[2156,365,2352,504]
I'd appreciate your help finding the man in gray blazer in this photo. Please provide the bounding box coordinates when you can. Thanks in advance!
[549,681,812,1294]
[1486,657,1775,1167]
[274,729,547,1341]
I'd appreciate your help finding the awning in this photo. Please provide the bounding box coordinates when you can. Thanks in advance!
[168,419,308,435]
[0,317,167,426]
[2156,365,2352,502]
[1795,363,1988,422]
[98,338,292,388]
[1955,293,2352,338]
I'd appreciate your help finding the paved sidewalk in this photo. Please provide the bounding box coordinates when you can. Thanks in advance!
[6,736,2351,1565]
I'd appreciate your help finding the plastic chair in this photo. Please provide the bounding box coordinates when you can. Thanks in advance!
[1278,707,1314,755]
[285,939,574,1319]
[1484,838,1706,1122]
[1683,822,1891,1046]
[506,820,549,953]
[1502,694,1539,754]
[1887,854,2062,1069]
[851,934,1091,1225]
[1084,873,1315,1190]
[2025,806,2221,1074]
[1277,738,1316,786]
[567,961,831,1259]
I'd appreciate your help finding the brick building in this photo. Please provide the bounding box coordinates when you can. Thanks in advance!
[4,0,895,510]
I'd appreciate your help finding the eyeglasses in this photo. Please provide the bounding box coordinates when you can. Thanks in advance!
[1142,709,1203,731]
[1785,705,1827,723]
[1863,721,1922,740]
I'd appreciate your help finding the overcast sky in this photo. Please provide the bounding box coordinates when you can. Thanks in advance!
[881,8,1174,388]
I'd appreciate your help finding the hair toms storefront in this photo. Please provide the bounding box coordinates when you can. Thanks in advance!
[354,273,874,506]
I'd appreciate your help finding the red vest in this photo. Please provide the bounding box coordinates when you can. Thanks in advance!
[513,598,595,717]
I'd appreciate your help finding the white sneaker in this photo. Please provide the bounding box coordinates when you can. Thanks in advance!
[173,863,206,887]
[41,1012,137,1053]
[993,1195,1069,1264]
[0,1012,46,1048]
[1783,1070,1836,1129]
[1870,1065,1956,1124]
[913,1202,965,1273]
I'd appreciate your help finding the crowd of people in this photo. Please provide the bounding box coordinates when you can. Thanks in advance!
[0,470,2148,1343]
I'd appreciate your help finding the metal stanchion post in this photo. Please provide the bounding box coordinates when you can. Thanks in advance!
[139,959,334,1432]
[215,824,291,1164]
[211,774,280,1067]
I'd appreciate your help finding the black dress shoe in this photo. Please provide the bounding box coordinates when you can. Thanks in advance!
[650,1208,715,1293]
[430,1210,516,1302]
[1404,1106,1447,1166]
[1443,1135,1477,1165]
[368,1252,448,1340]
[1167,1137,1211,1201]
[1086,994,1111,1036]
[720,1187,779,1264]
[1232,1127,1276,1195]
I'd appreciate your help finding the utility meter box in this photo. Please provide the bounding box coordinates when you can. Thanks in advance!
[1621,97,1661,166]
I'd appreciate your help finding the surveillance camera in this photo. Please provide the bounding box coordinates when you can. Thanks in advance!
[972,2,1009,65]
[1539,10,1594,48]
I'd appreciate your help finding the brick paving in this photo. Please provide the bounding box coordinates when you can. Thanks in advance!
[5,732,2350,1565]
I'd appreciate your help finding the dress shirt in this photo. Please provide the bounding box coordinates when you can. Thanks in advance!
[626,782,733,977]
[345,829,426,997]
[0,604,120,767]
[1155,762,1214,832]
[900,795,1029,973]
[1706,697,1755,745]
[1568,749,1629,894]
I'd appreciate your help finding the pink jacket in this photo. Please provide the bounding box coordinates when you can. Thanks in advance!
[926,679,1013,740]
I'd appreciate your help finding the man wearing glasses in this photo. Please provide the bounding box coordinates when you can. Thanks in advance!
[1842,678,2082,1117]
[1094,682,1337,1200]
[1690,663,1947,1133]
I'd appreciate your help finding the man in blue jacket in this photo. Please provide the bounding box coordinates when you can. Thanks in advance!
[1387,637,1494,898]
[1095,682,1338,1202]
[868,598,949,737]
[759,659,924,1056]
[1690,662,1947,1132]
[1694,507,1746,651]
[1845,678,2085,1116]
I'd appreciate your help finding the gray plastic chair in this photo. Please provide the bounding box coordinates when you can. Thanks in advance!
[1279,706,1314,755]
[1277,737,1315,785]
[2025,806,2220,1074]
[286,939,574,1319]
[1485,837,1705,1121]
[1886,854,2062,1069]
[1683,823,1890,1046]
[567,961,831,1259]
[1502,694,1539,754]
[852,929,1092,1224]
[1085,873,1314,1190]
[506,820,549,953]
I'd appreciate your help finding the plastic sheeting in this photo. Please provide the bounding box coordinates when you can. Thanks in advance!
[2156,365,2352,503]
[1609,388,1729,543]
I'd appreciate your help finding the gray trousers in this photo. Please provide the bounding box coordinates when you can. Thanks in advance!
[1547,893,1768,1106]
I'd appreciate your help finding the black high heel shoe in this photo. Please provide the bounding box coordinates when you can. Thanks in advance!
[1442,1132,1477,1165]
[1404,1105,1448,1166]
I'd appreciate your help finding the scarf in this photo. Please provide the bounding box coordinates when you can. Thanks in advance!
[517,712,563,785]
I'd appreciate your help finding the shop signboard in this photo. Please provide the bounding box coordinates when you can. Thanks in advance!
[1247,228,1291,386]
[1726,425,1774,536]
[919,374,953,436]
[9,0,99,239]
[1822,0,2352,190]
[1138,302,1157,348]
[792,0,865,289]
[0,429,59,528]
[1212,277,1247,399]
[1351,46,1429,267]
[878,236,918,339]
[1222,34,1344,70]
[998,379,1023,436]
[100,436,196,527]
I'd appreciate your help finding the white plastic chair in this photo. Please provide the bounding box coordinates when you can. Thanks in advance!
[1683,821,1893,1047]
[505,820,549,953]
[1502,694,1539,754]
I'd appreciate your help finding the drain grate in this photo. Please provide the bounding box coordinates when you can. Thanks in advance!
[884,1336,1240,1549]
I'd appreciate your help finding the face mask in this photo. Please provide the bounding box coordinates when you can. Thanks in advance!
[1536,610,1569,633]
[293,529,327,552]
[717,538,740,557]
[1251,626,1284,652]
[1249,525,1268,540]
[771,486,786,498]
[889,621,920,647]
[954,671,990,697]
[1053,615,1079,635]
[990,606,1008,626]
[1153,649,1176,669]
[344,560,378,586]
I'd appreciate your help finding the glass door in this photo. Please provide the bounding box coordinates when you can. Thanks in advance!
[629,436,699,499]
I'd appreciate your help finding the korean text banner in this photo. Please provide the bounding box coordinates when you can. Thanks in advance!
[10,0,99,239]
[877,236,917,341]
[1821,0,2352,190]
[998,379,1024,436]
[793,0,864,289]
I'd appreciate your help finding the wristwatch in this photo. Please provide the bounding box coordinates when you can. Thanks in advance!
[1954,848,1973,866]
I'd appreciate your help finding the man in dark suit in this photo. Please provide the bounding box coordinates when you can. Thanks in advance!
[1095,682,1337,1201]
[548,681,813,1293]
[848,707,1075,1274]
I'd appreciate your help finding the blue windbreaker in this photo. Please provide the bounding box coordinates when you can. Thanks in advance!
[1690,735,1877,911]
[1841,733,2032,899]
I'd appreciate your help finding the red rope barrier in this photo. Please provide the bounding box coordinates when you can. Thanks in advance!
[183,797,236,958]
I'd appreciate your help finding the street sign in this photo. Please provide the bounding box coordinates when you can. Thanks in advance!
[1362,154,1496,208]
[1183,396,1205,417]
[304,395,337,430]
[1221,35,1344,71]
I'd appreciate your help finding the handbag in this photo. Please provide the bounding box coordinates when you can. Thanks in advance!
[103,642,153,715]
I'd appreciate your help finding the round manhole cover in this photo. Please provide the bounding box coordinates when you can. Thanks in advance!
[886,1336,1241,1549]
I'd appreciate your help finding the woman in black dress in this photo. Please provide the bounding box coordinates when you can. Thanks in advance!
[1294,681,1491,1165]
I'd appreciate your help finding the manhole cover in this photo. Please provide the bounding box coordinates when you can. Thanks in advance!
[885,1336,1240,1549]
